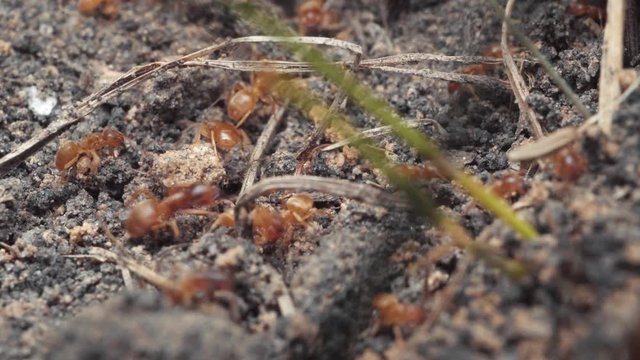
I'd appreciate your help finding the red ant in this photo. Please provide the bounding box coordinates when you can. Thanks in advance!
[549,145,587,182]
[448,43,521,93]
[568,0,606,22]
[281,193,316,227]
[395,164,444,181]
[166,271,235,307]
[55,128,125,176]
[250,205,285,246]
[296,0,342,35]
[78,0,119,17]
[372,293,426,340]
[212,194,318,246]
[491,172,526,200]
[193,121,251,152]
[126,183,219,238]
[226,72,281,127]
[255,193,318,246]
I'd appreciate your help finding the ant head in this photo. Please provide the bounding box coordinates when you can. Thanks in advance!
[297,0,323,28]
[189,184,220,207]
[285,193,314,216]
[126,200,159,238]
[102,129,125,147]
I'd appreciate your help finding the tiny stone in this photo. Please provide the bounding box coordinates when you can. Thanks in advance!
[470,324,503,353]
[25,86,57,116]
[427,270,449,292]
[510,307,551,339]
[624,242,640,266]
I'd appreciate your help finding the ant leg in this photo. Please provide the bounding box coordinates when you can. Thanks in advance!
[193,127,203,145]
[89,150,101,174]
[214,290,241,321]
[371,320,381,336]
[393,326,405,345]
[126,188,158,206]
[234,110,253,128]
[209,130,219,158]
[178,209,218,218]
[168,219,180,238]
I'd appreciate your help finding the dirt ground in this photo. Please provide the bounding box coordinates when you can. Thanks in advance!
[2,0,640,359]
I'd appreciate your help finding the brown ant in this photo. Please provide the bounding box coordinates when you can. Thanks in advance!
[372,293,426,339]
[296,0,342,35]
[250,205,285,246]
[568,0,606,22]
[193,121,251,152]
[281,193,316,227]
[249,194,318,246]
[212,208,236,230]
[55,128,125,176]
[491,172,526,201]
[395,164,444,181]
[548,145,587,182]
[226,72,280,127]
[166,271,235,307]
[448,43,521,94]
[78,0,119,17]
[126,183,220,239]
[212,194,318,246]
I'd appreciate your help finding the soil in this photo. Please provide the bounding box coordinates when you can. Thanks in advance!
[1,0,640,359]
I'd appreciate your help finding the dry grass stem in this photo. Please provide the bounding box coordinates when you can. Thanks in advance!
[321,118,444,151]
[501,0,544,138]
[507,126,580,161]
[598,0,625,135]
[240,105,288,196]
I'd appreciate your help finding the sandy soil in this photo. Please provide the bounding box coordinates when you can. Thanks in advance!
[2,0,640,359]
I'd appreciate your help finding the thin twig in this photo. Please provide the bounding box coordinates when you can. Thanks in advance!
[507,126,580,161]
[66,247,179,293]
[367,66,510,90]
[501,0,544,138]
[488,0,592,120]
[184,53,524,72]
[321,118,444,152]
[417,255,472,333]
[508,70,640,162]
[239,105,287,196]
[585,70,640,127]
[358,53,530,66]
[598,0,625,135]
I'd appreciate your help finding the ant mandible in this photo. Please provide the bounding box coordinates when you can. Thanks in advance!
[126,183,220,239]
[55,128,125,176]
